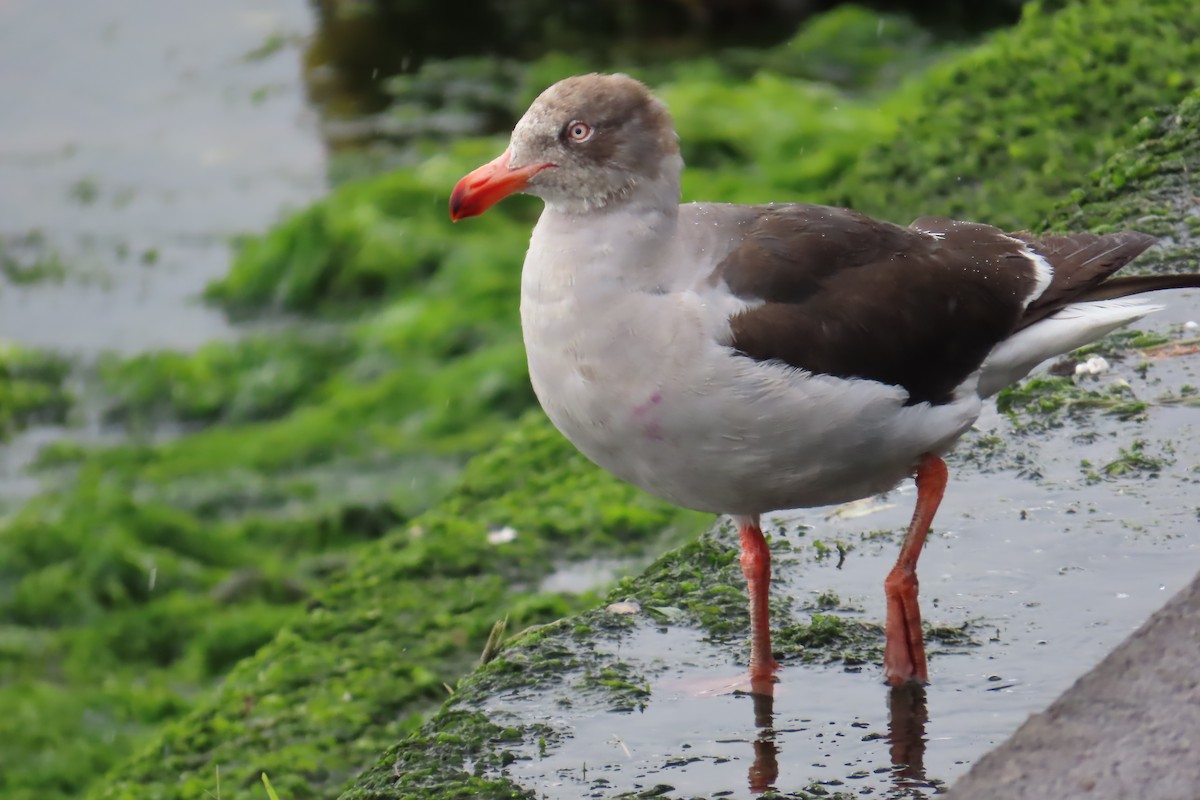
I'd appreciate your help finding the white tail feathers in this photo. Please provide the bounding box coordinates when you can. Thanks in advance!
[978,299,1163,397]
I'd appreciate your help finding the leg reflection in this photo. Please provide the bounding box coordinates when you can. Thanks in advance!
[887,683,929,787]
[747,681,779,793]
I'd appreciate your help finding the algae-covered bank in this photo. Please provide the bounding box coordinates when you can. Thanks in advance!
[3,1,1199,799]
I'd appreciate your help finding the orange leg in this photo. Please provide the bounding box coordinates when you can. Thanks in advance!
[883,454,948,687]
[737,515,780,688]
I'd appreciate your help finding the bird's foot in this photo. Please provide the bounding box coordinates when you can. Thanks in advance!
[883,648,928,688]
[883,566,929,687]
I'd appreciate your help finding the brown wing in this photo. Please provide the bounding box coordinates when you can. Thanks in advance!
[719,205,1157,406]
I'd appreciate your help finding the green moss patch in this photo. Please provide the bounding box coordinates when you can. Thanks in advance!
[1082,439,1174,484]
[834,0,1200,230]
[98,334,354,427]
[207,139,537,316]
[1050,87,1200,266]
[995,375,1150,428]
[0,231,68,287]
[775,614,884,666]
[716,5,950,92]
[0,341,71,441]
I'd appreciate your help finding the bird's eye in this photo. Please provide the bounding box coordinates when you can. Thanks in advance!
[566,121,593,142]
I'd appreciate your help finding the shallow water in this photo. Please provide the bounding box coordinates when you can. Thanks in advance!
[487,342,1200,798]
[0,0,324,354]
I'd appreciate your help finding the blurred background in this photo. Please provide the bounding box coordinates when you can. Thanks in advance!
[2,1,1198,799]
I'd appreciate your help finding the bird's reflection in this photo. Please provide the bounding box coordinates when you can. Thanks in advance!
[740,675,930,796]
[734,676,931,796]
[746,675,779,793]
[888,683,929,790]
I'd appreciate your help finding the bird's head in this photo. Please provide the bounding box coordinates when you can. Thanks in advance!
[450,73,681,221]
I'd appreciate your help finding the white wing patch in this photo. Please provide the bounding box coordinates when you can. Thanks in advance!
[1002,234,1054,307]
[1020,245,1054,307]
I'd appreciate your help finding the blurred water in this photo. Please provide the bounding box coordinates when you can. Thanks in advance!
[0,0,325,354]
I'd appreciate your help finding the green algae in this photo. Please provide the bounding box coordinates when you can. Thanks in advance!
[992,324,1200,432]
[579,661,652,713]
[775,614,883,666]
[332,537,803,799]
[339,6,959,184]
[79,262,541,509]
[4,141,578,800]
[1091,439,1172,482]
[208,138,538,315]
[0,482,349,799]
[98,333,354,427]
[609,532,744,638]
[0,340,71,441]
[0,231,68,286]
[717,5,951,91]
[1073,330,1172,358]
[1049,87,1200,266]
[835,0,1200,230]
[86,412,706,800]
[1,339,541,800]
[308,0,1009,140]
[995,376,1150,427]
[338,709,536,800]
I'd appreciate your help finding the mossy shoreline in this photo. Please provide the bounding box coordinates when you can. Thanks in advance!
[87,413,706,800]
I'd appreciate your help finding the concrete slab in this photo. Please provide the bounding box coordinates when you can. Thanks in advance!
[945,570,1200,799]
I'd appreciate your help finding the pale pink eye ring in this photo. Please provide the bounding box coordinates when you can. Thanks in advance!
[567,121,593,142]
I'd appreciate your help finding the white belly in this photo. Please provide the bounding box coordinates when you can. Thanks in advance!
[520,278,981,515]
